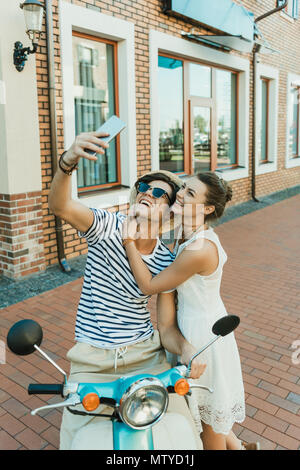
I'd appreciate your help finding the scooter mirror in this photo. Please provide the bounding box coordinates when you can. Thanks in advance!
[7,319,43,356]
[212,315,240,337]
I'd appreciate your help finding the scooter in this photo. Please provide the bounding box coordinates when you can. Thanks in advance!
[6,315,239,450]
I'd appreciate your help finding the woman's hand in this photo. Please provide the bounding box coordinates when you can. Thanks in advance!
[181,343,207,380]
[122,214,138,242]
[63,130,110,166]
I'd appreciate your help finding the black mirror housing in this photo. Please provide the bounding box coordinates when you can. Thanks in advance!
[7,319,43,356]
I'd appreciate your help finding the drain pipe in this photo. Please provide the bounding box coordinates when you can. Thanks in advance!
[251,0,288,202]
[251,42,260,203]
[45,0,71,272]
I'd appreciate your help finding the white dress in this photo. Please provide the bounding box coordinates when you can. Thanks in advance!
[174,228,245,435]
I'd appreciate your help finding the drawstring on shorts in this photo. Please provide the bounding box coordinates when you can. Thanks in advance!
[114,346,128,371]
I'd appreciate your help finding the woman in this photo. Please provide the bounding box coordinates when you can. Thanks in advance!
[123,172,259,451]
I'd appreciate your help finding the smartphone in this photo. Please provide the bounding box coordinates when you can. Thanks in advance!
[85,115,126,156]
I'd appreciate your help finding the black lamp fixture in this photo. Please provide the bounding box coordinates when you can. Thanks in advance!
[14,0,44,72]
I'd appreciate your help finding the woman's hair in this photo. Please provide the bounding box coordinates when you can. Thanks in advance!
[134,172,181,206]
[197,171,233,222]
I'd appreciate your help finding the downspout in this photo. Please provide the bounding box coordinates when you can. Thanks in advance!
[45,0,71,272]
[251,0,288,202]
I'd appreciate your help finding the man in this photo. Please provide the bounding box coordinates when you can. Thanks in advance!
[49,130,205,449]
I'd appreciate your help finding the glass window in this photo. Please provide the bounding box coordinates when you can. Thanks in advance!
[158,56,184,173]
[193,107,211,173]
[283,0,299,18]
[189,63,211,98]
[158,57,238,174]
[260,79,269,162]
[216,70,237,168]
[73,34,118,191]
[289,86,299,158]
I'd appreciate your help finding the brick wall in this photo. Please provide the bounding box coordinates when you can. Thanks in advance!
[0,192,45,279]
[19,0,300,275]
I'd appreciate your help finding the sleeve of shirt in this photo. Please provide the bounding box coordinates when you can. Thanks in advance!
[78,208,116,245]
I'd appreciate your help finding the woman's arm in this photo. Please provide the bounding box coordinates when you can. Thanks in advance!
[124,238,216,295]
[157,292,206,379]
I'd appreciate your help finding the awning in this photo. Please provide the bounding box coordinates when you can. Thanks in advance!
[163,0,256,42]
[181,30,279,55]
[181,31,254,53]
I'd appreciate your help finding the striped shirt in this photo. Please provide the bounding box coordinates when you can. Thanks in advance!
[75,208,175,349]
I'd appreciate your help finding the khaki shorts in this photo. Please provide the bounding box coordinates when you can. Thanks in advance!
[60,331,202,450]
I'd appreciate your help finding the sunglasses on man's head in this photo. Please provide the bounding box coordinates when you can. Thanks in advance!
[137,182,171,204]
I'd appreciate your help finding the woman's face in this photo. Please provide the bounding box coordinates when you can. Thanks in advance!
[172,177,215,226]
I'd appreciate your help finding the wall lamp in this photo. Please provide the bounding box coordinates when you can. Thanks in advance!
[14,0,44,72]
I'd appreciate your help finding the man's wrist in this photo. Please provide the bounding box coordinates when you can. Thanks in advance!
[58,151,78,175]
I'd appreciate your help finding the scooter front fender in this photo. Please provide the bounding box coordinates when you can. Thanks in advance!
[70,412,201,450]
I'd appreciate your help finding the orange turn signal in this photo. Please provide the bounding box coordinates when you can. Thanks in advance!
[82,392,100,411]
[174,378,190,396]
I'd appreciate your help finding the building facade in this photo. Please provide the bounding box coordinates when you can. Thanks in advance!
[0,0,300,279]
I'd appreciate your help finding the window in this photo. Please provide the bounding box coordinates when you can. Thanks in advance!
[288,85,300,158]
[72,32,120,193]
[260,78,269,163]
[158,55,238,174]
[158,56,184,173]
[279,0,299,18]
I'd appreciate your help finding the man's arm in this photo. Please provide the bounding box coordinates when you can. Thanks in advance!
[48,131,109,233]
[157,292,206,379]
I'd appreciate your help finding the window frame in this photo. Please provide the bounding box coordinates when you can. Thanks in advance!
[285,0,299,18]
[255,63,279,176]
[289,84,300,159]
[259,77,270,164]
[158,52,239,175]
[60,1,137,210]
[72,31,121,194]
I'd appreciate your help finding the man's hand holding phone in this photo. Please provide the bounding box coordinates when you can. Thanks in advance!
[63,115,126,166]
[63,130,110,167]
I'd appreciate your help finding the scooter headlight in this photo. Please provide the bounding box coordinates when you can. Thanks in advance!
[119,377,169,430]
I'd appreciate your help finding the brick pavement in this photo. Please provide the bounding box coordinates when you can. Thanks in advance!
[0,195,299,450]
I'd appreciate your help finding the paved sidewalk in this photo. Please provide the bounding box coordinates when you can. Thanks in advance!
[0,195,299,450]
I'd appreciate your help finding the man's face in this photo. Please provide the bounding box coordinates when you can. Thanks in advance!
[134,179,173,222]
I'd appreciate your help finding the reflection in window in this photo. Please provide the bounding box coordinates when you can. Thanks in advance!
[216,70,237,168]
[73,34,117,191]
[190,63,211,98]
[260,79,269,162]
[289,86,299,158]
[158,56,184,173]
[193,107,211,173]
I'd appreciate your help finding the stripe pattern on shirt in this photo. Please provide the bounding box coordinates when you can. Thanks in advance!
[75,208,175,349]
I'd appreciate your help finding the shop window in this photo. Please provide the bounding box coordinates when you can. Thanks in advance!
[158,55,238,174]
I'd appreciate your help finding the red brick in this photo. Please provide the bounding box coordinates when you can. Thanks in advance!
[275,409,300,429]
[15,428,48,450]
[285,425,300,441]
[240,416,266,435]
[262,427,300,450]
[246,396,279,416]
[0,412,26,436]
[254,410,289,433]
[0,430,21,450]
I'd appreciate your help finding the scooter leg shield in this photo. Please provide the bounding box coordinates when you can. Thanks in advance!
[71,419,113,450]
[152,412,201,450]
